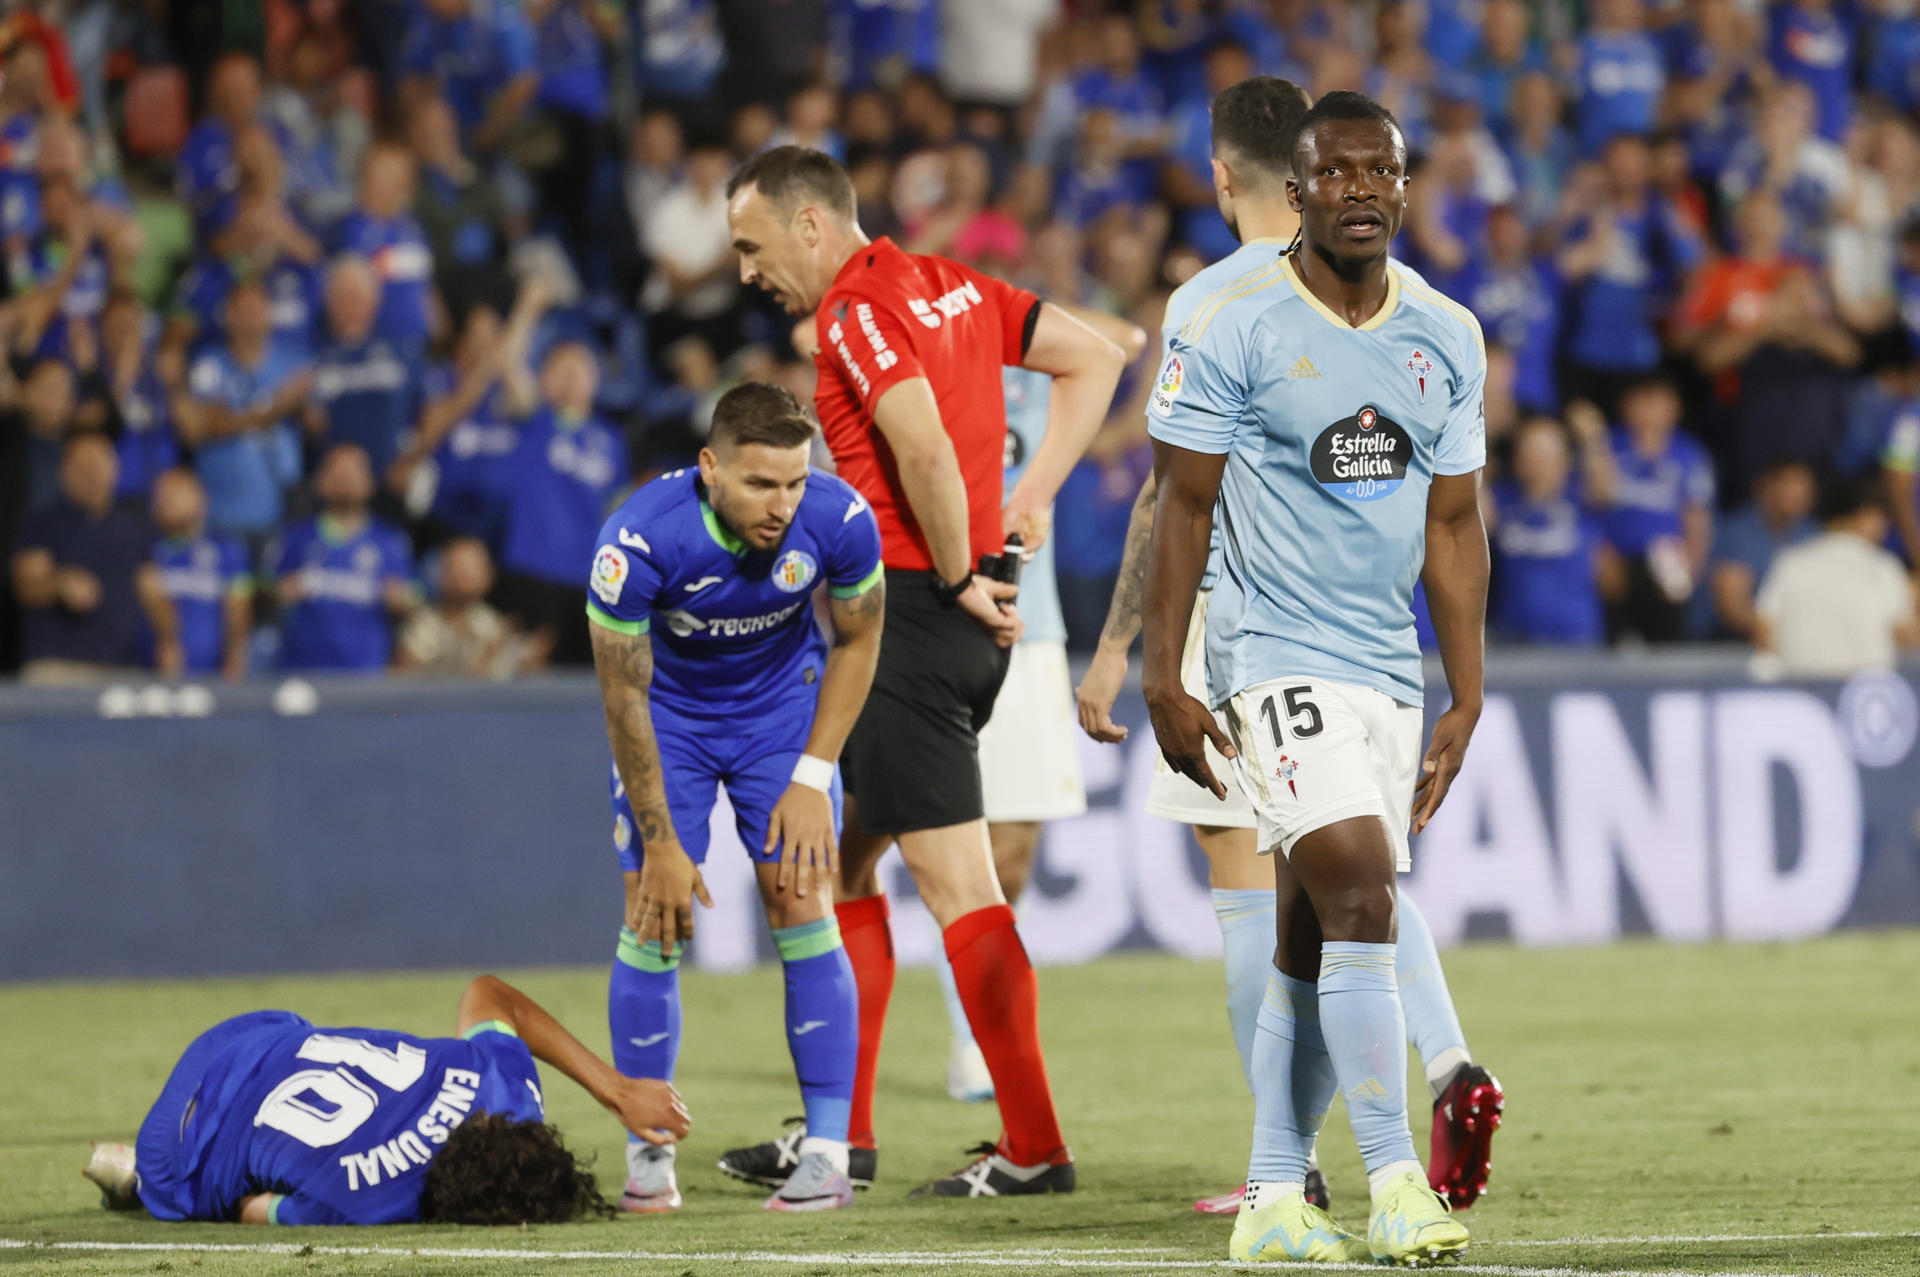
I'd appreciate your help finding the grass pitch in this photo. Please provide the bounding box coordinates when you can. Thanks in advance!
[3,933,1917,1275]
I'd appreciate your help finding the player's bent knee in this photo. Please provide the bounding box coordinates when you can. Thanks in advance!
[987,821,1040,903]
[1288,815,1399,943]
[898,820,1005,927]
[1196,825,1267,890]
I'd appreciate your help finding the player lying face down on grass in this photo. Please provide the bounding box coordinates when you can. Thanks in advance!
[1142,90,1488,1267]
[81,976,688,1225]
[587,381,886,1211]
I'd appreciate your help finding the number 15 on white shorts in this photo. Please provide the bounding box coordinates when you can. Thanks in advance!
[1221,676,1424,873]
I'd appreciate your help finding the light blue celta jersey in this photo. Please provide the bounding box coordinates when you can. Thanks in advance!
[1148,245,1487,707]
[1001,367,1066,645]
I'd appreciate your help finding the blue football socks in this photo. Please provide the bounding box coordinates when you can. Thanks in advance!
[773,917,858,1160]
[1396,892,1472,1097]
[1245,967,1338,1198]
[609,927,681,1150]
[1318,941,1423,1195]
[1213,888,1278,1091]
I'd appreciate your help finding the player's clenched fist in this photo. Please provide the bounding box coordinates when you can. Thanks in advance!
[631,843,712,961]
[1143,680,1236,800]
[766,781,838,899]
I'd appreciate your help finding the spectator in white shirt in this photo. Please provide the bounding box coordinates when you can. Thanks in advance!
[1756,476,1920,677]
[639,138,739,356]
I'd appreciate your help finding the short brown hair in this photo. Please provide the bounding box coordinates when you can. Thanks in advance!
[725,145,857,222]
[709,382,817,452]
[1212,76,1312,181]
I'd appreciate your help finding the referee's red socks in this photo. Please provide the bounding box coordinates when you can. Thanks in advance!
[834,894,895,1151]
[944,903,1068,1166]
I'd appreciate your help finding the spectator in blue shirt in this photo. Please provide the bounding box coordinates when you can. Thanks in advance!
[96,293,182,504]
[631,0,726,107]
[271,442,420,673]
[1574,0,1665,155]
[1583,382,1716,642]
[833,0,939,92]
[9,431,178,681]
[1705,458,1818,640]
[1501,71,1577,228]
[1465,0,1544,134]
[496,341,626,666]
[1866,0,1920,115]
[176,279,310,548]
[308,256,423,481]
[332,143,435,355]
[1163,39,1256,266]
[1769,0,1852,143]
[148,467,253,679]
[1487,419,1609,647]
[1071,16,1168,196]
[1556,135,1703,412]
[1450,203,1562,415]
[402,0,539,154]
[169,131,326,362]
[179,54,297,247]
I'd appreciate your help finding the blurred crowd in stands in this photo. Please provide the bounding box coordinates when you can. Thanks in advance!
[1,0,1917,684]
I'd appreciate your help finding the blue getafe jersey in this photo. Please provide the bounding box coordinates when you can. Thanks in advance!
[153,534,250,671]
[148,1016,542,1225]
[1600,429,1715,557]
[1490,484,1604,645]
[585,468,882,723]
[332,212,434,348]
[312,338,422,476]
[272,517,415,672]
[1001,367,1065,646]
[1149,247,1487,707]
[500,409,628,585]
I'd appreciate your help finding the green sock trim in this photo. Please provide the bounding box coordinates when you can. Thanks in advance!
[266,1194,286,1225]
[460,1019,518,1041]
[617,926,681,972]
[772,917,843,962]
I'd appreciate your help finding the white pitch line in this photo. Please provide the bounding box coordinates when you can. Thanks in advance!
[0,1238,1818,1276]
[1496,1230,1920,1248]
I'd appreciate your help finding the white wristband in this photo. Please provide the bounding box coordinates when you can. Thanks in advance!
[791,754,835,793]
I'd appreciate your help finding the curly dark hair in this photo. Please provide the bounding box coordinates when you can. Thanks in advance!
[416,1114,615,1225]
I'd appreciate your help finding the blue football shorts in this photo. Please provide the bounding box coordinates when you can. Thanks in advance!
[607,704,842,873]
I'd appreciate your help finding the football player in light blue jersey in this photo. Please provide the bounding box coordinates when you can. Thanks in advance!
[587,382,885,1213]
[1143,91,1487,1267]
[81,975,687,1227]
[1076,77,1502,1231]
[938,317,1148,1105]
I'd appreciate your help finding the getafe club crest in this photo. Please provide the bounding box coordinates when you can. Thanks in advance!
[772,549,819,594]
[1407,349,1434,402]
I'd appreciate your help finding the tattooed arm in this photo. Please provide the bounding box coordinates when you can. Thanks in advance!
[591,620,710,957]
[765,578,887,897]
[1074,473,1157,742]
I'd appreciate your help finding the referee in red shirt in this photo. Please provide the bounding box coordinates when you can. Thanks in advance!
[721,147,1126,1197]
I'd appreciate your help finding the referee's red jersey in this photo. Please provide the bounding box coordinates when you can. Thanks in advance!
[812,237,1040,572]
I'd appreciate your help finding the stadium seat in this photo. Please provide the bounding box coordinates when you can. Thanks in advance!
[121,67,189,159]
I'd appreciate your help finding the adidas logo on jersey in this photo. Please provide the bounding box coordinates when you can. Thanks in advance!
[1288,356,1320,379]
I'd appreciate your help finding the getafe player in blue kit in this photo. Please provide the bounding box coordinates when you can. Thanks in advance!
[1143,92,1488,1266]
[82,976,688,1226]
[588,382,884,1213]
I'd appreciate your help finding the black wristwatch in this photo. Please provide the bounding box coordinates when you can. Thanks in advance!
[929,571,973,608]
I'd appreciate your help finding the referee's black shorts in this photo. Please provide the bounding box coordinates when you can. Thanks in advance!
[841,568,1013,836]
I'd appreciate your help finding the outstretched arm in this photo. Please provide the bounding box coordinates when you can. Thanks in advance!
[1075,473,1156,742]
[1415,470,1489,834]
[457,975,690,1143]
[765,578,887,897]
[590,620,710,957]
[1142,441,1235,796]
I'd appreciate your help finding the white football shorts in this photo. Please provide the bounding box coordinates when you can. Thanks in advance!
[979,639,1089,824]
[1221,674,1423,873]
[1143,590,1257,829]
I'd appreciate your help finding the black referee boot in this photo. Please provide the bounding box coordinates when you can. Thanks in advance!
[907,1141,1076,1198]
[716,1118,876,1189]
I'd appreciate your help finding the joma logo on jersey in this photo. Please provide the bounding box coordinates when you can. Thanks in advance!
[906,279,983,328]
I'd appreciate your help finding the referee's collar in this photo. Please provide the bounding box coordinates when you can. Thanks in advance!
[836,236,899,284]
